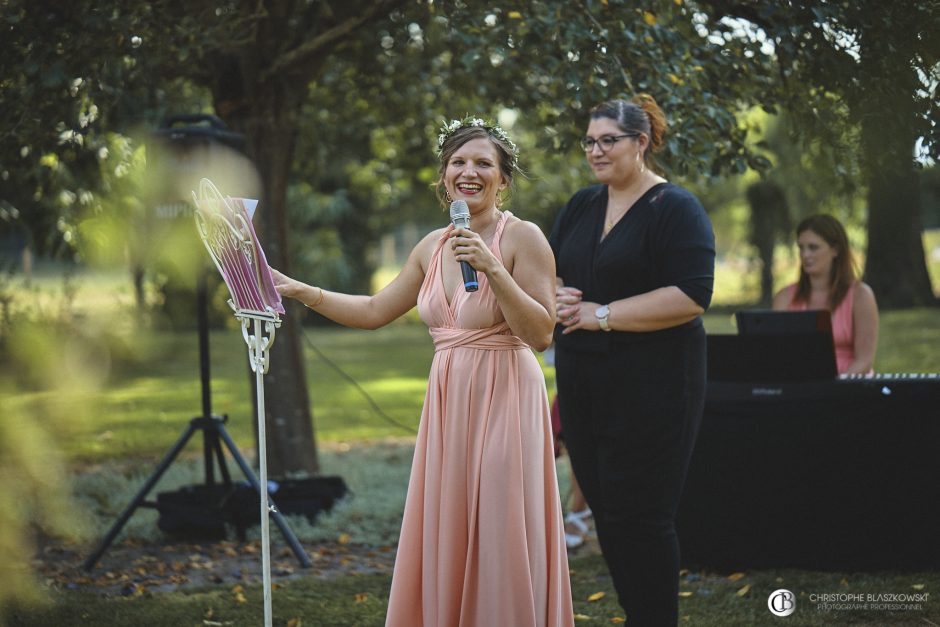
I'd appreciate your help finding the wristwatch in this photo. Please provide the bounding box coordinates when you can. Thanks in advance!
[595,304,611,332]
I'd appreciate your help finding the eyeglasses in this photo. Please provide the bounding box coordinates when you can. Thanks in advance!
[580,133,641,152]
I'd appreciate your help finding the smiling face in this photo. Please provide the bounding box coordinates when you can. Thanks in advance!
[797,228,839,278]
[584,117,645,185]
[444,137,507,213]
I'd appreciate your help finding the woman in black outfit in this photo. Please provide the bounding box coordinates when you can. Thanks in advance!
[550,95,715,626]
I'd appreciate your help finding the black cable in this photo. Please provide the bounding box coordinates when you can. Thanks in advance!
[300,328,418,434]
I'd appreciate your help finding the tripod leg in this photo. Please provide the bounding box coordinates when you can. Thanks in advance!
[82,422,199,571]
[215,424,312,568]
[211,423,233,487]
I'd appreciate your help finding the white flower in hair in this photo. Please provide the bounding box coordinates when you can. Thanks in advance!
[437,116,519,162]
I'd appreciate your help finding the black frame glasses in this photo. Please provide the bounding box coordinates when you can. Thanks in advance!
[580,132,641,152]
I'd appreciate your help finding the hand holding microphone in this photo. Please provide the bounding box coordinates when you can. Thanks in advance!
[449,200,479,292]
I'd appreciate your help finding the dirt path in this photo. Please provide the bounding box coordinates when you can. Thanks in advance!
[35,533,600,598]
[35,537,398,597]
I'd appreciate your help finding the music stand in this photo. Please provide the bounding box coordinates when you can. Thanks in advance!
[708,309,838,382]
[191,177,291,627]
[735,309,833,335]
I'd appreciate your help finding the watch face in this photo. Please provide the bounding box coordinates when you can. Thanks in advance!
[595,305,609,318]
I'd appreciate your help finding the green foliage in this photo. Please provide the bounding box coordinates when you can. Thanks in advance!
[1,1,207,258]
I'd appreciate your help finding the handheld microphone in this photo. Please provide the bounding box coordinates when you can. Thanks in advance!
[449,200,479,292]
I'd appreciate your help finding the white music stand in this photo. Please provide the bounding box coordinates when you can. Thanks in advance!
[193,177,286,627]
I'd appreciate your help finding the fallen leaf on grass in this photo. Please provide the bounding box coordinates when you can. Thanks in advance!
[736,584,751,597]
[587,591,606,602]
[231,584,248,604]
[678,591,693,598]
[355,593,369,603]
[727,572,746,582]
[338,533,351,545]
[574,614,593,622]
[913,584,925,591]
[610,617,626,623]
[286,618,302,627]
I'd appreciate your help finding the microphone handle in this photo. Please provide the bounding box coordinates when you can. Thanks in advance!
[460,260,479,292]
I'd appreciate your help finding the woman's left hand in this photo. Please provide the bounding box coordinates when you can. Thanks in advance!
[450,227,500,275]
[558,300,602,334]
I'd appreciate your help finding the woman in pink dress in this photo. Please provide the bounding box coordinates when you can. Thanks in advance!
[772,214,879,375]
[273,118,574,627]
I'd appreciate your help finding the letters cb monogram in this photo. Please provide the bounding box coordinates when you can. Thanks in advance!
[768,589,796,617]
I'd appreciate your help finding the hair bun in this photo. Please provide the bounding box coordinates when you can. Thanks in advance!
[631,93,667,152]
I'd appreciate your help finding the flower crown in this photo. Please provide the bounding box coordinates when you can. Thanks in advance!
[437,116,519,163]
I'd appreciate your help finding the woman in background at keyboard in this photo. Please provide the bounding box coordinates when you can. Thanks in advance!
[772,214,879,375]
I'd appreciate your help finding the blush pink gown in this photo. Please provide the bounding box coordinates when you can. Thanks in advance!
[385,211,574,627]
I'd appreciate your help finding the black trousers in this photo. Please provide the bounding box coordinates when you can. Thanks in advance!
[556,327,705,627]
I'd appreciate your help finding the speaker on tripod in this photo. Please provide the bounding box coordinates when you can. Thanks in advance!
[82,116,319,572]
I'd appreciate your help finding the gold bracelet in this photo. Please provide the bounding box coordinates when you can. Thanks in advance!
[305,287,325,308]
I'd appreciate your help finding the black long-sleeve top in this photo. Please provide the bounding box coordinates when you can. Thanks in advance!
[549,182,715,352]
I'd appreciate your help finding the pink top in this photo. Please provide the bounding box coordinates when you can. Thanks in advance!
[783,282,856,374]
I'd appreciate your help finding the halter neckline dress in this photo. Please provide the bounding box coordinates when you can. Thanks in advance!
[385,211,574,627]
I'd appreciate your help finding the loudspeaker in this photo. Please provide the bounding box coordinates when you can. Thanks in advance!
[156,476,349,541]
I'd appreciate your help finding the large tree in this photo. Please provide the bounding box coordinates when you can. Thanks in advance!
[699,0,940,308]
[10,0,935,477]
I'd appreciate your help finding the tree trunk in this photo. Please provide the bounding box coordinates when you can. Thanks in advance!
[864,162,935,309]
[746,180,790,307]
[223,88,319,477]
[859,53,937,309]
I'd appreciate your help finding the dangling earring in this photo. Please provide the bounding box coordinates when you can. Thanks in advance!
[445,189,453,203]
[496,191,503,209]
[636,151,646,174]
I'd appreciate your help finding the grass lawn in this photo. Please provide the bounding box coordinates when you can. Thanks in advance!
[6,551,940,626]
[7,307,939,464]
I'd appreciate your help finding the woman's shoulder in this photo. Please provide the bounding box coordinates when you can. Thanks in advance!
[411,226,448,272]
[503,213,550,248]
[420,225,448,246]
[853,281,877,304]
[567,184,606,207]
[772,283,798,309]
[651,182,705,211]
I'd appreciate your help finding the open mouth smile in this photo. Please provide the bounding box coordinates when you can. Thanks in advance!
[456,183,483,194]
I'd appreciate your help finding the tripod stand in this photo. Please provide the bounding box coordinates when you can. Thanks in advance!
[82,266,311,572]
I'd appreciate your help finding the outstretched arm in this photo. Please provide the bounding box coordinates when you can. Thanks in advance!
[272,229,440,329]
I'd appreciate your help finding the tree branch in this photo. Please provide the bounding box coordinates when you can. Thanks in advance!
[578,0,634,95]
[261,0,408,83]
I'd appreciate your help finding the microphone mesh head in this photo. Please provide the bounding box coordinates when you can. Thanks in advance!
[449,200,470,228]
